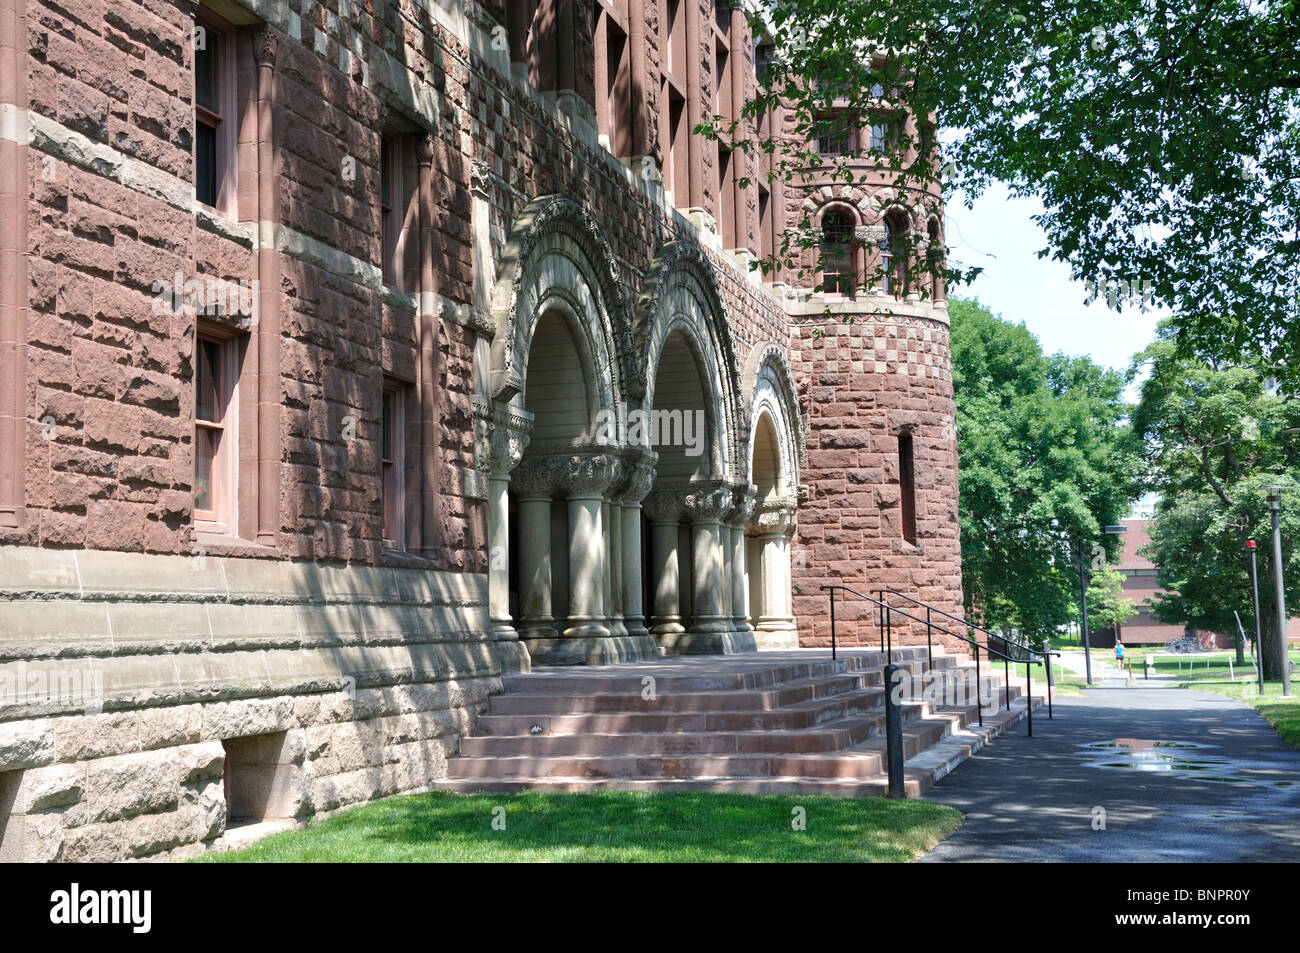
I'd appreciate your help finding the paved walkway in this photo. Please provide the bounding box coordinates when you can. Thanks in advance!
[921,681,1300,862]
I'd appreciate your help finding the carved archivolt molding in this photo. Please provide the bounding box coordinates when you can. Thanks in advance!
[633,242,748,483]
[490,195,635,404]
[742,341,807,488]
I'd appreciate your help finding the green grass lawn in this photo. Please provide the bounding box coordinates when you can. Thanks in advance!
[988,660,1086,696]
[197,790,962,863]
[1176,679,1300,748]
[1126,649,1300,681]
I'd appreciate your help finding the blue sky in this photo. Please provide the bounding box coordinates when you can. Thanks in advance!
[944,182,1165,392]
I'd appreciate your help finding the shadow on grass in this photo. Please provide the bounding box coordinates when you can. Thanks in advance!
[198,791,962,863]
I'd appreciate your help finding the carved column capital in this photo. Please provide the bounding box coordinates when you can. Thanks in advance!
[612,448,659,504]
[728,482,758,528]
[417,134,436,168]
[254,26,279,67]
[642,488,685,523]
[681,481,733,523]
[751,496,798,535]
[476,399,533,475]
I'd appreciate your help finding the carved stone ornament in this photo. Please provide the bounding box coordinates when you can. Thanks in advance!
[470,158,493,197]
[751,496,798,535]
[729,483,758,527]
[680,481,734,522]
[477,399,533,474]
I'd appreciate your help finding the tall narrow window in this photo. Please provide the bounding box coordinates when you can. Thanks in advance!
[380,132,417,291]
[899,434,917,544]
[821,211,855,296]
[882,217,907,296]
[866,118,894,153]
[195,328,242,533]
[381,385,406,549]
[717,145,734,247]
[594,3,631,155]
[193,16,235,214]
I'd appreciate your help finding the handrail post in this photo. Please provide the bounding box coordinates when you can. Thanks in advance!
[1003,650,1009,712]
[925,606,933,674]
[877,589,885,655]
[1026,660,1033,737]
[974,643,983,726]
[884,661,906,798]
[829,587,837,661]
[1041,639,1053,720]
[886,604,892,661]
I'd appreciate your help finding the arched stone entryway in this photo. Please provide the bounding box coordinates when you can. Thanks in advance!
[482,195,657,665]
[742,343,804,648]
[634,243,754,655]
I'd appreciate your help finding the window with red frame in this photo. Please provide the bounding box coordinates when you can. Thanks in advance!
[194,329,242,532]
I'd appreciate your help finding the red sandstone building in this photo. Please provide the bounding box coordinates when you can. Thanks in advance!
[0,0,961,859]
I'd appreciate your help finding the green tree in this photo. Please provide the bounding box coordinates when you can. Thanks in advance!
[1130,330,1300,678]
[711,0,1300,380]
[1086,565,1138,635]
[950,298,1141,640]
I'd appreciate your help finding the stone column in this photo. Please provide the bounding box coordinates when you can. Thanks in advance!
[559,454,615,645]
[644,490,685,642]
[750,499,798,649]
[484,406,532,644]
[617,455,657,645]
[679,482,750,654]
[511,461,557,641]
[729,484,757,636]
[606,502,624,637]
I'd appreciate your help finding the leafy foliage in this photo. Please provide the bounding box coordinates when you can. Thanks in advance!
[950,298,1141,639]
[712,0,1300,378]
[1129,330,1300,677]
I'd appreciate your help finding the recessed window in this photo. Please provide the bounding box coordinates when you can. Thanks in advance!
[380,133,417,291]
[594,3,631,155]
[222,732,297,827]
[899,434,917,544]
[821,211,855,296]
[381,385,407,549]
[817,114,853,156]
[882,216,909,297]
[193,16,236,214]
[866,118,895,153]
[195,328,242,532]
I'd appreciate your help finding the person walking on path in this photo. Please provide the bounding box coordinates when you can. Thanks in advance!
[1115,638,1127,676]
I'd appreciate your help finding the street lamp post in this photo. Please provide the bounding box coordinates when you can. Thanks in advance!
[1078,538,1093,686]
[1266,491,1292,698]
[1248,539,1264,693]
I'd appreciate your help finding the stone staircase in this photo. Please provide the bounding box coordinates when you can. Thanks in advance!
[438,648,1045,798]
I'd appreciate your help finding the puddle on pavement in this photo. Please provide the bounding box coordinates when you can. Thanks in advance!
[1078,739,1293,788]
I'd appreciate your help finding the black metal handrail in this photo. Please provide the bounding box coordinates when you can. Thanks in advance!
[879,588,1052,662]
[820,584,1052,736]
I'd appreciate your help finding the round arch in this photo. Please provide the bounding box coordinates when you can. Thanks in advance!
[633,241,746,483]
[489,194,633,410]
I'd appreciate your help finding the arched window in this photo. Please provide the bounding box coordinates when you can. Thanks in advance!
[821,211,855,296]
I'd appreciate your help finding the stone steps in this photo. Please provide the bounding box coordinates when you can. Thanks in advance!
[438,650,1044,798]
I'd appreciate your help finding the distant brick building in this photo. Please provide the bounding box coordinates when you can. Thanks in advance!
[0,0,961,859]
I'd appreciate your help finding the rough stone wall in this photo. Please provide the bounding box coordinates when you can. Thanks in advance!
[789,307,965,649]
[0,0,965,861]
